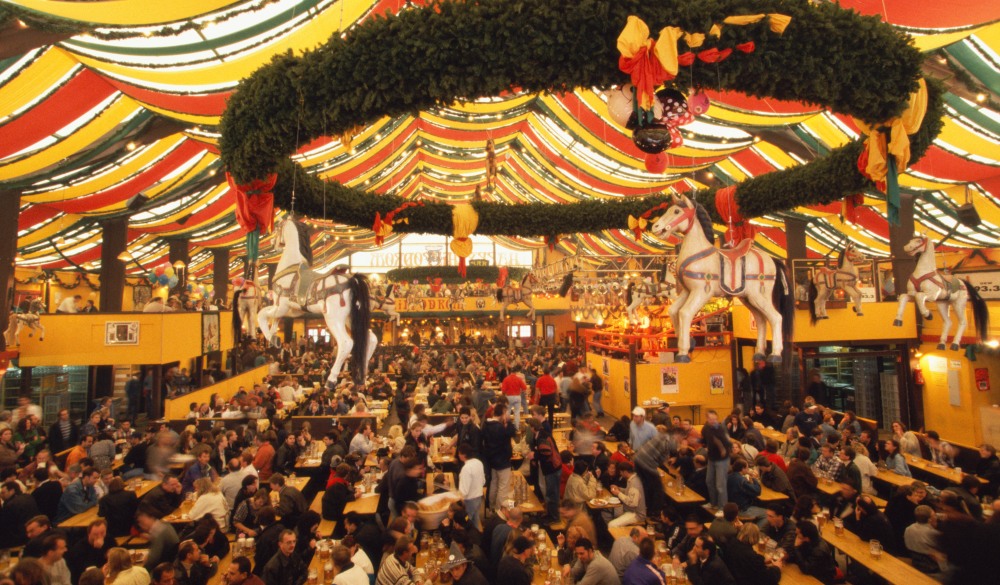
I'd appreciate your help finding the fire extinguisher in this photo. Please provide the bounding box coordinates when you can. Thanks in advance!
[913,366,924,386]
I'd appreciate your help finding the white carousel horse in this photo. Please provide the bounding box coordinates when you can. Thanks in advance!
[650,194,793,363]
[448,283,466,311]
[256,216,377,387]
[13,298,46,343]
[496,272,539,321]
[371,284,401,326]
[236,278,262,336]
[808,243,867,323]
[892,234,989,350]
[624,277,674,324]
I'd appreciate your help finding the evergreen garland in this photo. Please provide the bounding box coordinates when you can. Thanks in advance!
[384,265,528,284]
[220,0,945,237]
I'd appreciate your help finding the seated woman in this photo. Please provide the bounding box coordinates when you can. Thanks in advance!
[188,477,230,532]
[182,515,230,562]
[322,463,359,538]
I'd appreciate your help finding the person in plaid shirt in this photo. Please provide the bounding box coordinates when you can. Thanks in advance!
[810,444,844,480]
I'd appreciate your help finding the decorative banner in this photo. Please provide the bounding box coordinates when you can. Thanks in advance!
[962,271,1000,300]
[202,313,220,353]
[602,358,610,377]
[710,373,725,395]
[661,366,678,394]
[975,368,990,392]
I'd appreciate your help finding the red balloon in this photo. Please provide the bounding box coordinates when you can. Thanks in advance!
[669,126,683,149]
[645,153,668,173]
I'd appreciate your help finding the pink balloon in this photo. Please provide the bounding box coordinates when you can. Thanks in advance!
[688,91,710,116]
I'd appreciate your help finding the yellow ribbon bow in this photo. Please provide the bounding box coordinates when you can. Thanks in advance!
[628,215,648,231]
[854,77,928,185]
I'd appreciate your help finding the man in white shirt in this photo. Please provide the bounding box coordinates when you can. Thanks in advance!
[331,544,368,585]
[457,443,486,531]
[219,452,257,509]
[56,295,81,314]
[349,423,375,457]
[142,297,167,313]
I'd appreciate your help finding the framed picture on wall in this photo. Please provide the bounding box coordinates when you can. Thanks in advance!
[105,321,139,345]
[202,313,220,353]
[133,285,152,310]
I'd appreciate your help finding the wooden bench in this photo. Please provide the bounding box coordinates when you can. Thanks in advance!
[310,492,337,537]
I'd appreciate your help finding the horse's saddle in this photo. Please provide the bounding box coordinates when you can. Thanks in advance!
[815,266,854,290]
[274,262,321,303]
[680,239,774,295]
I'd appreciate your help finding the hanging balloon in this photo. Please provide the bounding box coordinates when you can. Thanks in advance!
[147,273,157,284]
[158,274,169,286]
[688,91,711,116]
[154,264,166,277]
[165,267,175,278]
[669,126,684,149]
[632,123,673,154]
[167,276,179,288]
[187,284,193,292]
[656,88,693,126]
[645,152,669,173]
[206,284,214,293]
[606,84,636,127]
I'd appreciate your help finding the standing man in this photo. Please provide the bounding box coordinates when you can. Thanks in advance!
[262,530,308,585]
[138,504,179,572]
[528,405,562,524]
[632,425,674,518]
[457,444,486,532]
[481,404,517,511]
[501,365,527,430]
[534,367,560,427]
[125,373,143,421]
[701,410,732,509]
[629,408,657,452]
[55,295,81,314]
[588,368,605,420]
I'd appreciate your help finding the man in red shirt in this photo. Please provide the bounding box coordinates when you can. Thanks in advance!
[534,367,559,427]
[501,364,527,430]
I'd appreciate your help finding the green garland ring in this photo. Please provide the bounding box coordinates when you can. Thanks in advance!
[219,0,944,238]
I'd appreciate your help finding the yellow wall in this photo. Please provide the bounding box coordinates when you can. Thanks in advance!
[918,343,1000,447]
[732,303,918,344]
[164,364,270,419]
[18,312,233,367]
[588,348,734,424]
[921,303,1000,344]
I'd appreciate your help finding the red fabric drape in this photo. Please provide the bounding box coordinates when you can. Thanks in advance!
[227,173,277,234]
[715,185,756,245]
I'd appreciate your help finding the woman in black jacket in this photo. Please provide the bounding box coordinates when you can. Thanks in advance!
[722,523,781,585]
[792,521,837,585]
[97,478,138,538]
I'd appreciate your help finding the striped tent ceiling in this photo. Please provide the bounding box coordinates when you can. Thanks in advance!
[2,0,1000,282]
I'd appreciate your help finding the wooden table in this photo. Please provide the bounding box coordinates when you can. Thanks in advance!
[822,526,939,585]
[873,468,917,489]
[58,480,161,529]
[164,476,309,525]
[511,471,546,515]
[294,441,326,469]
[903,454,988,485]
[585,488,620,511]
[760,428,787,444]
[813,473,842,496]
[661,471,706,505]
[758,484,791,503]
[416,526,558,584]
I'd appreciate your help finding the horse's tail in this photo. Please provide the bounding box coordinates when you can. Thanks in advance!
[232,289,243,339]
[348,274,372,385]
[807,282,818,326]
[772,258,794,342]
[626,282,635,305]
[558,272,574,298]
[495,288,504,303]
[963,280,990,343]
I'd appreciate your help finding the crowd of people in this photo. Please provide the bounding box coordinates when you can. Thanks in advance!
[0,339,998,585]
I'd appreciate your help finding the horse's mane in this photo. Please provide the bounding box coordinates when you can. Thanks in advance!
[692,201,715,245]
[837,247,846,269]
[521,272,534,286]
[289,218,313,266]
[385,284,395,298]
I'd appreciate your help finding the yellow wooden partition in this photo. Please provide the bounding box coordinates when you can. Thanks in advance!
[164,364,270,419]
[587,349,734,424]
[918,344,1000,447]
[18,311,233,367]
[732,303,918,344]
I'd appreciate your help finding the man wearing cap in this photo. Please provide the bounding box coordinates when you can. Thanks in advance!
[629,407,657,452]
[495,535,534,585]
[443,542,488,585]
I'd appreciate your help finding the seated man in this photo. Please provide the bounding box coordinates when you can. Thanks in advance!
[606,461,646,528]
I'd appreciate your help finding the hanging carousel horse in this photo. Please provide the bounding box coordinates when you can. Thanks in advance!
[370,284,401,326]
[892,233,989,350]
[256,216,377,387]
[448,283,467,311]
[624,276,675,324]
[496,271,539,321]
[232,277,262,337]
[13,298,46,343]
[808,243,867,323]
[650,194,793,363]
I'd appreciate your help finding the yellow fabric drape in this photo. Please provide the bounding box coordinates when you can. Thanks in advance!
[768,14,792,34]
[854,78,928,182]
[709,24,722,37]
[617,16,651,60]
[450,203,479,258]
[683,32,705,48]
[715,13,791,37]
[653,26,684,76]
[723,14,766,26]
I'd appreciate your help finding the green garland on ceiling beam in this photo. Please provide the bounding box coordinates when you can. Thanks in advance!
[385,266,528,285]
[220,0,945,238]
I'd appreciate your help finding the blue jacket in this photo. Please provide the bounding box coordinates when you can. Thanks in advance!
[56,479,96,522]
[624,557,667,585]
[726,471,762,511]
